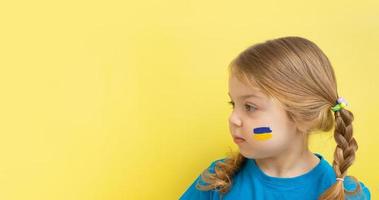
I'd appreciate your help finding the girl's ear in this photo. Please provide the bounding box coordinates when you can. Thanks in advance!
[285,111,309,135]
[295,123,311,135]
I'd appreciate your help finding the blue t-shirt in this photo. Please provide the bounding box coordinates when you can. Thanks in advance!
[180,153,371,200]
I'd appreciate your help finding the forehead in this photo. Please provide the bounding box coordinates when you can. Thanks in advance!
[228,74,266,99]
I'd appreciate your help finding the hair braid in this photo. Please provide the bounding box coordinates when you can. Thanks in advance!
[195,150,247,198]
[318,107,362,200]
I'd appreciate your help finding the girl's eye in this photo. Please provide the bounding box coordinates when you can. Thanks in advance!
[245,104,257,112]
[227,101,257,112]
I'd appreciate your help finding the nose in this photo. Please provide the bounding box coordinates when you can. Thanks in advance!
[229,110,242,127]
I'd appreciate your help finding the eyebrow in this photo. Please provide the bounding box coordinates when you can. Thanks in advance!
[228,92,261,99]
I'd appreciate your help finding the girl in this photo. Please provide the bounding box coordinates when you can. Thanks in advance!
[180,36,371,200]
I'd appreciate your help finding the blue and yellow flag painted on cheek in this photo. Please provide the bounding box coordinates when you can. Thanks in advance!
[252,126,273,141]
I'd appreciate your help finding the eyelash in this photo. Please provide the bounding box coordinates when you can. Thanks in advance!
[228,101,257,112]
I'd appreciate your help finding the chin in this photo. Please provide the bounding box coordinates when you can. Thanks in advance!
[239,150,270,160]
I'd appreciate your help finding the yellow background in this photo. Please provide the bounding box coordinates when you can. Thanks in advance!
[0,0,378,199]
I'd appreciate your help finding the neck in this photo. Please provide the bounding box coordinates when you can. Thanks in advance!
[255,137,320,178]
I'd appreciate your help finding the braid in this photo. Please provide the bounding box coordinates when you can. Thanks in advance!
[195,150,247,197]
[318,107,362,200]
[333,109,357,179]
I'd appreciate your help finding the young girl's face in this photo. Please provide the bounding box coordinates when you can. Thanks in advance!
[228,74,300,159]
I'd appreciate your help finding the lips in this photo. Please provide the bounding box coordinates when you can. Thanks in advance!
[232,135,246,144]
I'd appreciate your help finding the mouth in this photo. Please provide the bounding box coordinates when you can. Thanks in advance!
[232,136,246,144]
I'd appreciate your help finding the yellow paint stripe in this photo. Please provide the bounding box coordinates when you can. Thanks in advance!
[253,133,272,141]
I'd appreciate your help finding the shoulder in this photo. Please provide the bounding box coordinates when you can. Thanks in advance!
[179,158,226,200]
[197,157,228,181]
[196,158,227,185]
[310,153,371,200]
[344,176,371,200]
[207,158,227,173]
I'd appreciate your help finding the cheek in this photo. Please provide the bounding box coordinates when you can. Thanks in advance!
[244,119,292,143]
[243,122,275,142]
[244,126,292,156]
[252,126,273,141]
[239,114,298,158]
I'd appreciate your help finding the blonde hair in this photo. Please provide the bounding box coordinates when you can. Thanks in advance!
[196,36,362,200]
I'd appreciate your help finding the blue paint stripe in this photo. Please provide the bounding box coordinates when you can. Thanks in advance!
[253,127,272,134]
